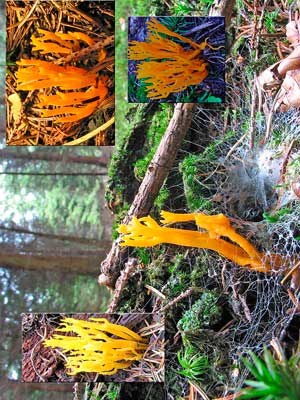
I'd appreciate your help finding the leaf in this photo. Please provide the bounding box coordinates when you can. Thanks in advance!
[286,20,300,45]
[275,69,300,112]
[8,93,22,124]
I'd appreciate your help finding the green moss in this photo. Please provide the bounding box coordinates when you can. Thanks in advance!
[144,251,170,288]
[111,202,130,240]
[154,186,170,210]
[180,154,213,212]
[135,248,151,266]
[177,291,222,332]
[134,104,172,181]
[171,0,214,15]
[105,104,158,233]
[180,129,237,212]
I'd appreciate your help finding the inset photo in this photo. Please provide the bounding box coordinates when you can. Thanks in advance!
[128,16,225,103]
[6,1,115,145]
[22,313,164,382]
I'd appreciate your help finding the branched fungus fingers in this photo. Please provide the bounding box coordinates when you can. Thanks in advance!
[43,317,148,376]
[128,17,212,99]
[15,30,109,124]
[118,211,290,276]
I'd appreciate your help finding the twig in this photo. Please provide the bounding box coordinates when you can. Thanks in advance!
[190,381,211,400]
[249,75,257,150]
[224,133,247,161]
[64,116,115,146]
[281,260,300,285]
[107,258,138,312]
[213,391,244,400]
[159,287,196,313]
[55,37,114,65]
[264,87,282,143]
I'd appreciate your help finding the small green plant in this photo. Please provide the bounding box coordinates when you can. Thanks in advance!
[106,384,119,400]
[241,348,300,399]
[154,186,170,210]
[177,346,210,381]
[264,10,279,34]
[263,208,291,223]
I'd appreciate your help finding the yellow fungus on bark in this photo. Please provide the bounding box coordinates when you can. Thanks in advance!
[43,317,148,376]
[118,211,287,274]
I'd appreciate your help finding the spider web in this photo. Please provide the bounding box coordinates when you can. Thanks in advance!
[154,91,300,396]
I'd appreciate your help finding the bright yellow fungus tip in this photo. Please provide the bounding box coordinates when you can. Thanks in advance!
[118,211,288,274]
[43,317,148,376]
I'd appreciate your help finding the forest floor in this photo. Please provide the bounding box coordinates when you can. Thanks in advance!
[91,0,300,399]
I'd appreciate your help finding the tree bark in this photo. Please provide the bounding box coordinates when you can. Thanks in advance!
[99,103,195,288]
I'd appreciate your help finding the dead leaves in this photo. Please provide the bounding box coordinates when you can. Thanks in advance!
[7,92,28,133]
[277,67,300,111]
[257,14,300,111]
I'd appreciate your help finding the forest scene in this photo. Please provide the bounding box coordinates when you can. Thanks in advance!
[1,0,300,399]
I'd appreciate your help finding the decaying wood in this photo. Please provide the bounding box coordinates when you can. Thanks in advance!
[209,0,236,26]
[107,258,138,312]
[99,103,195,288]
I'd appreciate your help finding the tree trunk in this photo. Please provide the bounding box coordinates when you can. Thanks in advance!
[0,252,107,274]
[0,224,111,246]
[0,148,112,166]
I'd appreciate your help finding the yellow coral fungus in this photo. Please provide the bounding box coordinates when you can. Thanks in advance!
[16,59,97,90]
[118,211,287,274]
[31,29,96,54]
[15,29,109,124]
[128,18,213,99]
[43,317,148,376]
[16,60,108,123]
[37,80,108,123]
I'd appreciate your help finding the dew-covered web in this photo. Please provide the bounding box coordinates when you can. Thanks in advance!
[158,92,300,396]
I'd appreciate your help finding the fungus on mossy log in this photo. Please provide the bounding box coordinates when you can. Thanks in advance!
[128,18,217,99]
[118,211,290,275]
[43,317,148,376]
